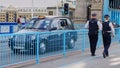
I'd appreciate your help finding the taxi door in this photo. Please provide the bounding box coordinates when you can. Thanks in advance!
[47,19,63,50]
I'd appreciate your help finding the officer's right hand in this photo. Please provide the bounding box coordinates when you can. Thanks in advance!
[112,34,115,37]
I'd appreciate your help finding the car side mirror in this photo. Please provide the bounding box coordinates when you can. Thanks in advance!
[49,27,57,31]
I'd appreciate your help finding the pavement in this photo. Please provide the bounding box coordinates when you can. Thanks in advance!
[16,43,120,68]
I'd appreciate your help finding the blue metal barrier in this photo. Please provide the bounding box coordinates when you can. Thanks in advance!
[110,9,120,26]
[0,28,120,68]
[0,22,25,34]
[103,0,120,26]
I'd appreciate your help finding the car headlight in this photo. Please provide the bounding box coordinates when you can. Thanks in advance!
[31,35,36,40]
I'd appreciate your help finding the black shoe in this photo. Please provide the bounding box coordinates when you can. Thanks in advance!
[103,52,106,58]
[91,54,96,56]
[106,52,109,57]
[106,54,109,57]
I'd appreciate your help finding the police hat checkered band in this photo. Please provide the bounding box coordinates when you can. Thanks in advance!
[92,13,97,16]
[104,15,109,18]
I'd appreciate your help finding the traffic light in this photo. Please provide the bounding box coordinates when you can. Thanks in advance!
[64,3,69,15]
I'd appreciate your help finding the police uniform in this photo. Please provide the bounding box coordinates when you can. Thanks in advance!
[102,15,115,58]
[85,13,102,56]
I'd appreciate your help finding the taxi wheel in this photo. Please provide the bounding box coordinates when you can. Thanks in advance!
[68,38,75,49]
[39,42,46,54]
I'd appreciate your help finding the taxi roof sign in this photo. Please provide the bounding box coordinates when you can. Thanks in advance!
[38,15,45,19]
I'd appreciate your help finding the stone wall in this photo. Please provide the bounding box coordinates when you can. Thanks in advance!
[75,0,103,23]
[91,0,103,21]
[75,0,87,23]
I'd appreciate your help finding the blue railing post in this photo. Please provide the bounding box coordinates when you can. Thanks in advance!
[98,30,102,48]
[82,29,85,52]
[114,11,115,21]
[119,28,120,44]
[97,33,100,48]
[36,34,39,64]
[103,0,110,19]
[115,11,116,24]
[10,25,13,33]
[119,13,120,25]
[117,11,118,24]
[63,32,66,57]
[116,11,118,24]
[0,26,1,33]
[111,11,113,22]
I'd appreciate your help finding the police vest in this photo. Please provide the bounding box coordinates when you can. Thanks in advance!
[89,18,98,33]
[102,21,111,32]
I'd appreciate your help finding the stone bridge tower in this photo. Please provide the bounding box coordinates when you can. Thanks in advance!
[75,0,103,23]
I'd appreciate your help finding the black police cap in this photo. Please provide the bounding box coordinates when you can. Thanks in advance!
[104,14,110,18]
[92,13,97,16]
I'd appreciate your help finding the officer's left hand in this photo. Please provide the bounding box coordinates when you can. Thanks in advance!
[112,34,115,37]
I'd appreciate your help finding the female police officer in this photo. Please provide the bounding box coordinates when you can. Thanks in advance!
[102,14,115,58]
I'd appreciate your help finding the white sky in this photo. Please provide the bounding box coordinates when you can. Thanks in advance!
[0,0,59,7]
[0,0,75,8]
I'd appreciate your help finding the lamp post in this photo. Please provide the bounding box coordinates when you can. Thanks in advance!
[62,0,64,16]
[59,0,64,16]
[31,0,34,18]
[56,0,59,16]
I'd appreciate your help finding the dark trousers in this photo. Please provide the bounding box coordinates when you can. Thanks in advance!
[102,32,111,55]
[88,33,98,55]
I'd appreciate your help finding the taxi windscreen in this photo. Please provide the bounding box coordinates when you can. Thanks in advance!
[24,18,51,30]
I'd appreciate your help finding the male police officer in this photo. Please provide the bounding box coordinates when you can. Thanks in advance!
[85,13,102,56]
[102,14,115,58]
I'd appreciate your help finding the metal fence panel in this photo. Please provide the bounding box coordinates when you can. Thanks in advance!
[0,28,120,67]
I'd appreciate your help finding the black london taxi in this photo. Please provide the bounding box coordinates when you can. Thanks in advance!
[8,16,77,54]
